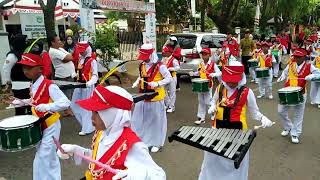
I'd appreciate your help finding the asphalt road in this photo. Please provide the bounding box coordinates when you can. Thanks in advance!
[0,77,320,180]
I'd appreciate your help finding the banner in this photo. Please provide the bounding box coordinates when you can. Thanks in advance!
[20,13,46,39]
[144,13,157,49]
[96,0,155,13]
[79,2,96,42]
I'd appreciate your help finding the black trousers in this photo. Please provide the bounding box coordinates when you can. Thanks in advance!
[241,56,251,75]
[12,88,32,115]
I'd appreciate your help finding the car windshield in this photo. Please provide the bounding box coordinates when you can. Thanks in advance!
[212,37,226,48]
[172,35,197,49]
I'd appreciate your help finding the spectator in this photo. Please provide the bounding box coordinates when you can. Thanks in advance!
[48,33,76,94]
[222,32,240,57]
[2,34,31,115]
[240,29,255,75]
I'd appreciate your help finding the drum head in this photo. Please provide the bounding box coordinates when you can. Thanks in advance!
[256,67,268,71]
[0,115,38,128]
[192,78,209,83]
[248,59,257,62]
[278,86,302,92]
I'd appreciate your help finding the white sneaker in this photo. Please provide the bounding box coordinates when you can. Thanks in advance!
[166,108,174,113]
[318,104,320,109]
[268,95,273,99]
[291,136,299,144]
[78,131,86,136]
[257,95,264,99]
[176,88,181,92]
[194,119,205,125]
[311,101,315,105]
[251,79,255,82]
[281,130,290,137]
[150,146,160,153]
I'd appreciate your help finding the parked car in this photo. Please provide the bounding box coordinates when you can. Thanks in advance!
[169,33,227,76]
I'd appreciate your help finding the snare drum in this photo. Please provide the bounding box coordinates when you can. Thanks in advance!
[255,68,270,78]
[278,86,304,105]
[0,115,42,152]
[248,59,258,67]
[192,78,209,93]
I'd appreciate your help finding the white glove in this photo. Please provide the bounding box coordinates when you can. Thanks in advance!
[148,81,158,88]
[277,76,286,82]
[260,116,273,128]
[35,104,51,112]
[57,144,82,160]
[86,80,95,87]
[189,71,194,76]
[132,77,140,88]
[112,170,128,180]
[305,74,315,81]
[168,67,175,71]
[208,106,216,114]
[209,73,218,78]
[11,98,31,107]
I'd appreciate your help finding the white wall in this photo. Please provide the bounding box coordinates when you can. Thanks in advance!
[3,13,20,25]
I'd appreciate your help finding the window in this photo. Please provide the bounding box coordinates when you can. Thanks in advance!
[200,35,213,48]
[174,35,197,49]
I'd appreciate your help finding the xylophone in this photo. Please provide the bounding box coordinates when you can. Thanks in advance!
[53,80,86,90]
[132,92,158,103]
[168,126,256,169]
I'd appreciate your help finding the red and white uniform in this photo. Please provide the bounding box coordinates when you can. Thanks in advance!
[223,38,240,57]
[57,85,166,180]
[71,42,98,135]
[256,51,274,97]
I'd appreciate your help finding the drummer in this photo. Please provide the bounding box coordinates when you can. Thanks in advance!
[131,43,172,153]
[189,48,222,125]
[70,41,98,136]
[249,41,262,83]
[201,60,273,180]
[161,45,180,113]
[271,39,287,78]
[16,53,70,180]
[57,85,166,180]
[277,48,320,143]
[256,41,274,99]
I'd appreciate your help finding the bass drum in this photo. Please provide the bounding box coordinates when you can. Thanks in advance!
[0,115,42,152]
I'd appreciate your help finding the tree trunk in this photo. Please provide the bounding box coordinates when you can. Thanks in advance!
[39,0,58,41]
[206,0,241,33]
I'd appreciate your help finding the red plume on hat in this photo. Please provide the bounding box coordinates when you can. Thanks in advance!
[292,48,307,57]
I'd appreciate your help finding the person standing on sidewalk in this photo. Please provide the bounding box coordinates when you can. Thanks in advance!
[240,29,255,75]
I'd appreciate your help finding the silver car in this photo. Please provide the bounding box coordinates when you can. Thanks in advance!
[170,33,227,76]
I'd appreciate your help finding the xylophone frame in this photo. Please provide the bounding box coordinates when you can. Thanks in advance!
[168,126,257,169]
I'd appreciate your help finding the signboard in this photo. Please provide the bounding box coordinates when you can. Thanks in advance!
[95,0,155,13]
[80,1,96,41]
[144,12,157,49]
[20,13,46,39]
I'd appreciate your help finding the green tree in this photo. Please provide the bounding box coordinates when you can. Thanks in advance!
[39,0,58,40]
[206,0,242,33]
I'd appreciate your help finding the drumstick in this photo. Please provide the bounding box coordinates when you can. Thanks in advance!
[254,122,276,130]
[52,136,119,174]
[14,98,54,114]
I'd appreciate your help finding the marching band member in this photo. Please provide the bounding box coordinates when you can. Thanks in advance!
[277,48,320,143]
[162,45,180,113]
[223,32,240,58]
[131,43,172,153]
[57,85,166,180]
[271,39,287,78]
[250,41,262,83]
[256,42,274,99]
[189,48,222,125]
[200,60,273,180]
[16,53,70,180]
[310,55,320,108]
[71,42,98,136]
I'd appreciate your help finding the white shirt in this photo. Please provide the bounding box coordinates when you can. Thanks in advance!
[210,86,264,121]
[31,75,70,112]
[162,56,180,72]
[142,63,172,86]
[2,53,31,89]
[49,48,76,78]
[194,59,222,77]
